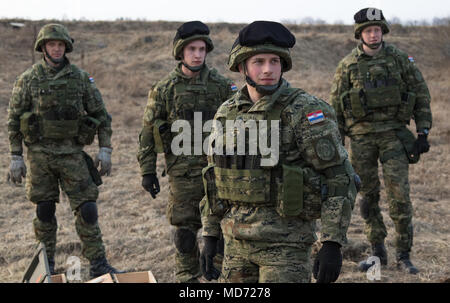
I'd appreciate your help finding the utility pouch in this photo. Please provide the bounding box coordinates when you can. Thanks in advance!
[20,112,40,144]
[365,85,402,109]
[41,119,79,139]
[348,88,366,118]
[76,116,100,145]
[153,119,170,153]
[82,151,103,186]
[396,92,416,122]
[276,164,303,217]
[202,164,222,215]
[395,127,420,164]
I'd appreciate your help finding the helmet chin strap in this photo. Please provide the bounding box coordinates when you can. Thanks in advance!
[243,63,282,96]
[182,61,204,72]
[361,37,383,50]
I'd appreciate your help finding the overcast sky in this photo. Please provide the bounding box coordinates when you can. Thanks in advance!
[1,0,449,24]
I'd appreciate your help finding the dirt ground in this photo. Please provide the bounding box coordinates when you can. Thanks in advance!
[0,20,448,283]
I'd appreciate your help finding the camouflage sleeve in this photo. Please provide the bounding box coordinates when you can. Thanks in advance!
[200,110,228,238]
[7,73,32,155]
[329,60,349,138]
[82,73,112,148]
[399,55,432,131]
[137,84,167,175]
[293,98,355,245]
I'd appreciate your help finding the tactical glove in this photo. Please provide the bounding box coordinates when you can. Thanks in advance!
[414,134,430,154]
[94,147,112,176]
[7,155,27,184]
[142,173,160,199]
[200,236,220,281]
[313,241,342,283]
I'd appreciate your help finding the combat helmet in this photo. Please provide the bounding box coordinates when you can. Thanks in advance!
[228,21,296,95]
[34,23,74,53]
[172,21,214,61]
[354,8,390,39]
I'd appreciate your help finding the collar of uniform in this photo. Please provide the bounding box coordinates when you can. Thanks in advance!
[356,41,386,59]
[174,62,209,84]
[41,57,72,79]
[247,78,289,113]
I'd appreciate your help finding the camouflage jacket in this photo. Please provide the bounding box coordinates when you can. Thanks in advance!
[201,80,357,246]
[330,43,432,136]
[137,63,235,176]
[7,58,112,155]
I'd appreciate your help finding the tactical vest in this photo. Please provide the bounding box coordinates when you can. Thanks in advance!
[203,88,325,220]
[160,68,227,175]
[20,64,99,146]
[340,47,416,124]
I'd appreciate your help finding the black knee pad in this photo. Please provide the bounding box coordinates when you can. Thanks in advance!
[174,229,196,254]
[79,201,98,225]
[36,201,56,223]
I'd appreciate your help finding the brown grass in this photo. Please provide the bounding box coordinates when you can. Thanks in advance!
[0,20,449,283]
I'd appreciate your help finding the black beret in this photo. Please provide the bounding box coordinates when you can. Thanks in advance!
[354,8,385,24]
[237,21,295,48]
[174,21,210,42]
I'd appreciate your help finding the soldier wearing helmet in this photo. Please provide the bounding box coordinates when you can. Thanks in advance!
[7,23,122,278]
[137,21,235,282]
[330,8,433,274]
[199,21,358,283]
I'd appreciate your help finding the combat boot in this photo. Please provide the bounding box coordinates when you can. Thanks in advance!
[89,257,124,279]
[358,242,388,272]
[396,252,419,275]
[47,257,56,275]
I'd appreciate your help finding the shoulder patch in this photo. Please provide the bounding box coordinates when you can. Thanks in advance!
[230,83,238,91]
[408,56,415,63]
[307,110,325,124]
[88,76,95,83]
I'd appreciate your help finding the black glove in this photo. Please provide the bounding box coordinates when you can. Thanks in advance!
[141,173,160,198]
[414,134,430,154]
[313,241,342,283]
[200,236,220,281]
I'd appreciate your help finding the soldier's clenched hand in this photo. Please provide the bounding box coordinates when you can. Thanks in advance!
[142,173,160,198]
[313,241,342,283]
[94,147,112,176]
[7,155,27,184]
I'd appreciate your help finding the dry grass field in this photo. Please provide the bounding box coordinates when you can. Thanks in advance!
[0,20,448,283]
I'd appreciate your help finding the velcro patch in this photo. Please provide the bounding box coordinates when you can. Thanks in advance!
[307,110,325,124]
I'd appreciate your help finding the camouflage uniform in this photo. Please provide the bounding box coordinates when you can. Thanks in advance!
[330,28,432,256]
[201,29,358,281]
[7,25,112,265]
[137,62,235,282]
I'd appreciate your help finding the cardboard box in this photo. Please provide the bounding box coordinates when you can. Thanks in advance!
[86,273,115,283]
[113,271,157,283]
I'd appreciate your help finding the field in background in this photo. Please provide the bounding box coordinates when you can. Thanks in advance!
[0,20,449,283]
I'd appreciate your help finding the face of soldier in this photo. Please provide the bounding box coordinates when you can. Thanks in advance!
[241,53,282,86]
[42,40,66,65]
[361,25,382,47]
[182,40,207,68]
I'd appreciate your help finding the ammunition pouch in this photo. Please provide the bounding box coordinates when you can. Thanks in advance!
[202,164,225,216]
[395,127,420,164]
[20,112,40,144]
[82,151,103,186]
[364,85,402,109]
[153,119,171,154]
[396,92,416,122]
[76,116,100,145]
[276,164,303,217]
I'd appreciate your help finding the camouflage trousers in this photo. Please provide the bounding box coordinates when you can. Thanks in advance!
[219,236,312,283]
[350,130,413,253]
[27,150,105,261]
[167,172,204,283]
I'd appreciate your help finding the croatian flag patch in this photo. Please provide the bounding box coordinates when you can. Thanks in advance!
[408,56,415,63]
[307,110,325,124]
[230,84,238,91]
[88,76,95,83]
